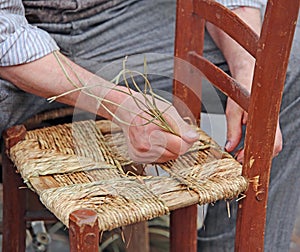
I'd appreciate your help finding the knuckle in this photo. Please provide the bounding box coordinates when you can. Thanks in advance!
[135,142,151,152]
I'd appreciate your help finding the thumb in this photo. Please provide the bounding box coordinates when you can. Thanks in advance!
[225,112,244,153]
[182,126,199,143]
[164,112,199,143]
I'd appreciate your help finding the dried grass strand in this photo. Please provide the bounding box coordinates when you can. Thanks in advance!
[49,52,178,134]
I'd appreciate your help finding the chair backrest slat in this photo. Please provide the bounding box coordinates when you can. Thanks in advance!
[194,0,259,57]
[189,52,250,111]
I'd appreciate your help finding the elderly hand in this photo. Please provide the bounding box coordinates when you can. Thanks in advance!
[113,91,199,163]
[225,98,283,163]
[0,52,199,164]
[205,6,284,163]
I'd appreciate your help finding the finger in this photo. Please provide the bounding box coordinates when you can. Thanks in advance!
[242,111,248,125]
[128,143,179,163]
[273,123,283,157]
[235,149,245,164]
[149,129,194,156]
[225,118,242,152]
[162,112,199,144]
[155,149,181,163]
[225,103,243,152]
[126,126,184,163]
[127,128,194,163]
[235,123,282,163]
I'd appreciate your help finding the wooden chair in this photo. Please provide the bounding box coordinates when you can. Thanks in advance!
[1,0,299,251]
[173,0,299,251]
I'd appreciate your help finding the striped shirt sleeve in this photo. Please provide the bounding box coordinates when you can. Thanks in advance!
[216,0,266,9]
[0,0,59,66]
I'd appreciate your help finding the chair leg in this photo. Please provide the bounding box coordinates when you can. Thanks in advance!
[2,153,27,252]
[170,204,198,252]
[123,221,150,252]
[2,127,27,252]
[69,209,100,252]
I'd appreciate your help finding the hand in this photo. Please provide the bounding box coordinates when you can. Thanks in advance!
[225,98,283,163]
[0,51,198,164]
[113,92,199,163]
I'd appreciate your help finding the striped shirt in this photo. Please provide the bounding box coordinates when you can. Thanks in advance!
[0,0,59,66]
[218,0,266,9]
[0,0,265,67]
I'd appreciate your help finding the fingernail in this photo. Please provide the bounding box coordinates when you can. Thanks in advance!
[184,130,199,139]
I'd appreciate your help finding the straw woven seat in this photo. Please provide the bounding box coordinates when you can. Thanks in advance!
[8,119,247,232]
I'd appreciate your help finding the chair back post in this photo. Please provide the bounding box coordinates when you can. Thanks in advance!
[235,0,300,250]
[173,0,204,125]
[171,1,204,251]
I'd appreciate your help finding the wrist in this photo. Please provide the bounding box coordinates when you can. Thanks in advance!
[229,58,255,92]
[99,85,139,124]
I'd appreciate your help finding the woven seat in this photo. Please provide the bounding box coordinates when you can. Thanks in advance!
[8,120,246,232]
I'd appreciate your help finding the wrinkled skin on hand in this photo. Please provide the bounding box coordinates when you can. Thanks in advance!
[113,92,199,163]
[205,7,283,164]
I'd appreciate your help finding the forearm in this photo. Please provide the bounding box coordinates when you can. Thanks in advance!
[0,51,129,122]
[207,6,282,160]
[206,7,262,91]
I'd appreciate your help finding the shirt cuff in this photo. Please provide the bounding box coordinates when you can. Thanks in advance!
[1,22,59,66]
[216,0,265,10]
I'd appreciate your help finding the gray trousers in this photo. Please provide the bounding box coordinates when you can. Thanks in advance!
[1,1,299,251]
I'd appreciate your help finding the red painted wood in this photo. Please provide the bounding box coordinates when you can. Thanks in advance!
[172,1,202,251]
[235,1,300,250]
[170,205,198,252]
[123,222,150,252]
[3,125,26,149]
[173,0,204,124]
[193,0,259,57]
[174,0,300,251]
[190,52,250,112]
[2,125,27,252]
[69,209,100,252]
